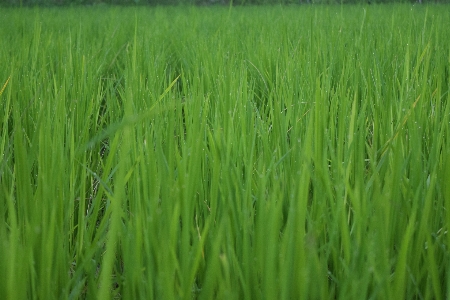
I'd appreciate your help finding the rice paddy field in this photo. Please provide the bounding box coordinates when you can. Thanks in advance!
[1,3,450,299]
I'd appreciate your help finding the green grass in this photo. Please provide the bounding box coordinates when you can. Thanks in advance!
[1,4,450,299]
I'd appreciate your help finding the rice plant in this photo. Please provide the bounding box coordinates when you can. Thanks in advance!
[1,4,449,299]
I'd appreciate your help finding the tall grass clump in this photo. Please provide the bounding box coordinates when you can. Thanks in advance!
[1,4,450,299]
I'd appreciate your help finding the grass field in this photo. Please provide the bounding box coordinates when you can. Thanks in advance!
[1,4,450,299]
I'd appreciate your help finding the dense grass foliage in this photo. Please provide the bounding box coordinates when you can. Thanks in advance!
[0,0,438,8]
[1,4,450,299]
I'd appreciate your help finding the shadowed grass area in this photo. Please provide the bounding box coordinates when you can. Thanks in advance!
[1,4,449,299]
